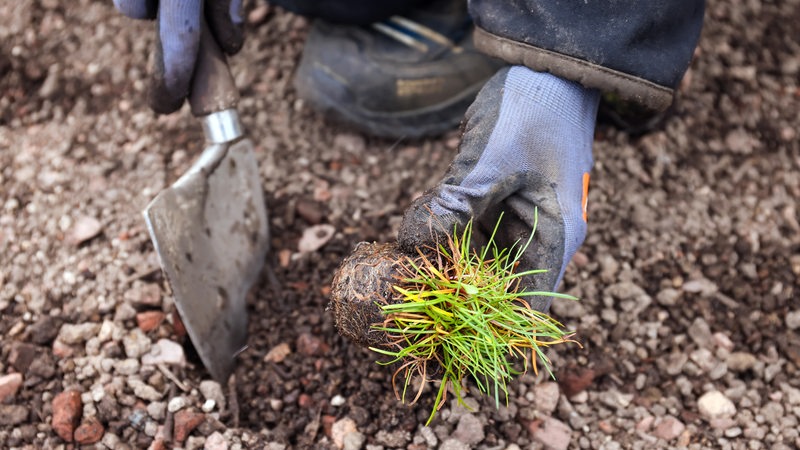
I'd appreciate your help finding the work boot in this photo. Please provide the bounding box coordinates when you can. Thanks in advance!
[293,0,505,138]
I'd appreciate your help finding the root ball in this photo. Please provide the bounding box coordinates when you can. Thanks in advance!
[330,242,409,348]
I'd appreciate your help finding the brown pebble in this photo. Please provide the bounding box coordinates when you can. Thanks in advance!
[8,342,40,372]
[74,416,105,444]
[52,390,82,442]
[173,409,205,443]
[298,393,313,408]
[263,342,291,363]
[296,333,329,357]
[295,199,323,224]
[136,311,165,332]
[558,368,597,398]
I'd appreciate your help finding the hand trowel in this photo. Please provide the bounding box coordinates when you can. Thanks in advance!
[143,24,269,382]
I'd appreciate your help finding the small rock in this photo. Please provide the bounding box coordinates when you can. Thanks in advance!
[451,414,484,446]
[168,396,189,413]
[698,391,736,419]
[263,342,291,363]
[74,416,105,445]
[682,278,718,296]
[96,395,120,422]
[173,409,206,443]
[142,339,186,366]
[712,332,735,351]
[200,380,226,412]
[725,128,755,154]
[114,302,137,321]
[298,224,336,253]
[332,418,357,448]
[127,379,163,401]
[296,333,329,356]
[655,288,680,306]
[419,426,438,447]
[343,431,366,450]
[0,405,28,425]
[786,310,800,330]
[760,401,785,424]
[439,439,470,450]
[52,339,74,358]
[333,133,366,153]
[114,358,141,375]
[374,429,411,447]
[52,390,82,441]
[636,416,655,432]
[331,394,346,407]
[533,382,560,415]
[296,199,324,224]
[206,431,229,450]
[122,328,152,358]
[136,311,165,332]
[652,416,685,441]
[725,427,743,438]
[29,316,61,344]
[57,323,100,345]
[126,283,162,307]
[186,436,206,449]
[599,389,634,409]
[147,402,167,420]
[9,342,40,372]
[28,351,56,379]
[201,399,216,412]
[727,352,758,372]
[0,373,23,401]
[709,417,737,430]
[687,318,713,348]
[529,416,571,450]
[101,432,121,448]
[66,215,102,245]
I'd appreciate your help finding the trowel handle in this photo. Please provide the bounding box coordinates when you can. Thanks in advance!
[189,20,240,117]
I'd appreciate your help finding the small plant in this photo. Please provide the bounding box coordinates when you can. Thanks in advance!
[369,213,579,424]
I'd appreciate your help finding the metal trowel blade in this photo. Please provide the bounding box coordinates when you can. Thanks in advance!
[143,139,269,382]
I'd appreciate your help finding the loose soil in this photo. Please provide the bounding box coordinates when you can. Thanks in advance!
[1,0,798,449]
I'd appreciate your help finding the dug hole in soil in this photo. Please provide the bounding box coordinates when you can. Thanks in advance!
[1,0,799,449]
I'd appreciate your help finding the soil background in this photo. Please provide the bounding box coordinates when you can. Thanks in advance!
[1,0,799,449]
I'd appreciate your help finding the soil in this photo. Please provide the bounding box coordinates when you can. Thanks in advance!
[1,0,799,449]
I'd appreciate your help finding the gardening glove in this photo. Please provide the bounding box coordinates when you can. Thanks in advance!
[399,66,599,313]
[113,0,244,114]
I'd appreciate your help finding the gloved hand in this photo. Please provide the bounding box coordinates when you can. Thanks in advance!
[113,0,244,114]
[398,66,599,312]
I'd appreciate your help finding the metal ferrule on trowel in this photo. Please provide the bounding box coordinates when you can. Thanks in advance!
[143,21,269,383]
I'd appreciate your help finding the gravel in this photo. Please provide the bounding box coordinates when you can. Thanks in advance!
[1,0,799,448]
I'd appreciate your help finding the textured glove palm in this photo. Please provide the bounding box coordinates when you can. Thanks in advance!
[114,0,244,114]
[399,66,599,312]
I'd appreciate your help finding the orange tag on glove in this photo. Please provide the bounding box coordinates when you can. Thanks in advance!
[582,172,590,222]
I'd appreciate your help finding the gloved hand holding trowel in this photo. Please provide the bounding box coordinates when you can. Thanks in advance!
[114,0,703,383]
[114,0,268,382]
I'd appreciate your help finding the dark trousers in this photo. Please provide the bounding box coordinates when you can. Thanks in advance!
[269,0,433,25]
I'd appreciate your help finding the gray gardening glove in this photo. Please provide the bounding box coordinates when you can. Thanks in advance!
[113,0,244,114]
[398,66,600,312]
